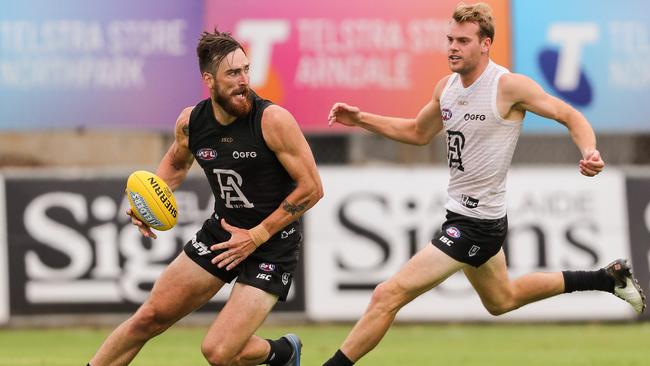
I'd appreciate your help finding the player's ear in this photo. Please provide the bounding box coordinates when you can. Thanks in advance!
[481,37,491,53]
[202,71,215,89]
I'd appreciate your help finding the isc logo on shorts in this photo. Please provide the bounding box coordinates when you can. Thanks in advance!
[256,273,272,281]
[439,236,454,246]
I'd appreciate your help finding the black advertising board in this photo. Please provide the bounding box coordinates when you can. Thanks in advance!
[4,174,305,316]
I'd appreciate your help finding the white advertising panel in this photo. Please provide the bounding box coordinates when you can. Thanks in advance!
[306,167,632,321]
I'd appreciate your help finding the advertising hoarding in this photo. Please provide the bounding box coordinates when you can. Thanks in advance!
[306,167,633,321]
[512,0,650,133]
[3,174,304,316]
[0,0,203,130]
[205,0,511,132]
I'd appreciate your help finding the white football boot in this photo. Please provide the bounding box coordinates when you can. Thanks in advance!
[605,259,646,314]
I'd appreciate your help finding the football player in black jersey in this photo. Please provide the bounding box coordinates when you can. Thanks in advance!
[88,29,322,366]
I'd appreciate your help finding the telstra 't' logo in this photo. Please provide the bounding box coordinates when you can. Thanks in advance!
[234,20,290,103]
[235,20,289,87]
[538,23,598,106]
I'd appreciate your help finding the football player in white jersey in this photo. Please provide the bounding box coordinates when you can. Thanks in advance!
[322,3,645,366]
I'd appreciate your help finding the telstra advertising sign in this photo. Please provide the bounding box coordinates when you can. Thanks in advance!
[513,0,650,133]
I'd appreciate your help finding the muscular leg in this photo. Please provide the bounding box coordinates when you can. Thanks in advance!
[339,244,466,362]
[200,283,278,366]
[90,252,224,366]
[463,249,564,315]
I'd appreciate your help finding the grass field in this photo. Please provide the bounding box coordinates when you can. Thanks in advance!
[1,323,649,366]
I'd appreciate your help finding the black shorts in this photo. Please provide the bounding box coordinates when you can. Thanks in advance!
[183,217,301,301]
[431,210,507,267]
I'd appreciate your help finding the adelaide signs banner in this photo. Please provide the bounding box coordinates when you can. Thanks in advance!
[0,168,645,323]
[305,167,634,321]
[1,172,304,317]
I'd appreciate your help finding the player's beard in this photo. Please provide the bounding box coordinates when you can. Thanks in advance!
[214,85,252,118]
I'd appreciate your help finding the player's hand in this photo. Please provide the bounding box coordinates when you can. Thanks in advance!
[210,219,257,271]
[328,102,362,127]
[579,149,605,177]
[126,208,157,239]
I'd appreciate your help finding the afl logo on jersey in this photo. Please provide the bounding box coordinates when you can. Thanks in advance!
[442,108,452,121]
[197,148,217,161]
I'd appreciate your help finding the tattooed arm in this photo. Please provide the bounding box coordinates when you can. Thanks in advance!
[209,105,323,269]
[257,104,324,236]
[156,107,195,191]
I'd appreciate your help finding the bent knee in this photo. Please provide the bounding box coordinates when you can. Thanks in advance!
[127,304,175,338]
[483,299,517,316]
[201,342,236,366]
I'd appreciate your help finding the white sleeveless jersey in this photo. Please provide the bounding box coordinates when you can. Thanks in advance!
[440,60,522,219]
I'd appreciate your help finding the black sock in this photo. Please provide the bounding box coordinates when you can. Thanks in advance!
[562,268,615,293]
[264,338,293,366]
[323,349,354,366]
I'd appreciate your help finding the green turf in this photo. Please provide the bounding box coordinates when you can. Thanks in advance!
[0,323,649,365]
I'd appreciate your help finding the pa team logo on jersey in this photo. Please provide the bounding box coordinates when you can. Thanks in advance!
[446,226,461,238]
[197,148,217,161]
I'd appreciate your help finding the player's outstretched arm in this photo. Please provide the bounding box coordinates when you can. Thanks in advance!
[327,77,448,145]
[503,74,604,177]
[156,106,196,190]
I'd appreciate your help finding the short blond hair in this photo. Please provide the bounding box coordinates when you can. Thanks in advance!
[453,2,495,42]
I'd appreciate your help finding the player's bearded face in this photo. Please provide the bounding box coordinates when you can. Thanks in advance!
[214,83,252,118]
[211,48,253,118]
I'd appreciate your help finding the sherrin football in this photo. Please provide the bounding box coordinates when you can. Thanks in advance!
[125,170,178,231]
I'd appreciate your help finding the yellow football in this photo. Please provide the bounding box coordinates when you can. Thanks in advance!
[125,170,178,231]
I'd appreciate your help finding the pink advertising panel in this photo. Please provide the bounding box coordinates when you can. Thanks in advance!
[205,0,511,132]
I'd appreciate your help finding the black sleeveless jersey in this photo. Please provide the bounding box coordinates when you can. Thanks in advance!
[188,92,300,244]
